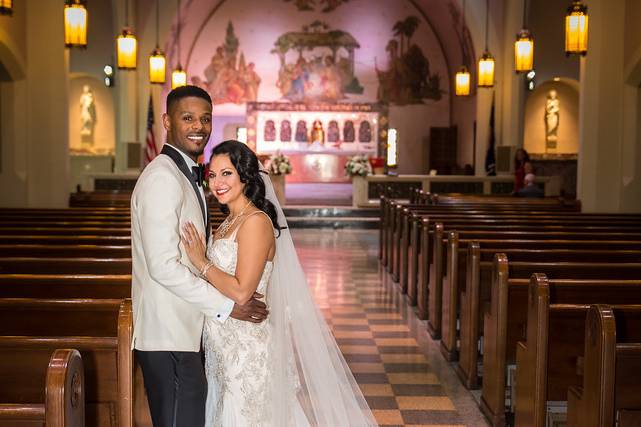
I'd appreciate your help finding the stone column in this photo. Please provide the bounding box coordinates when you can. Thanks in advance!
[24,0,70,207]
[114,0,139,172]
[577,0,628,212]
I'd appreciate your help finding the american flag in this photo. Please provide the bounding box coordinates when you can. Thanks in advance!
[144,95,158,166]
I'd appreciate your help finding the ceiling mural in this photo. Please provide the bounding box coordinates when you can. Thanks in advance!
[283,0,350,13]
[177,0,450,113]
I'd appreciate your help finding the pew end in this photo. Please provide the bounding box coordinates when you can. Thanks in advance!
[0,348,85,427]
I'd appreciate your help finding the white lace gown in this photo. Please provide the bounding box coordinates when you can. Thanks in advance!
[202,237,274,426]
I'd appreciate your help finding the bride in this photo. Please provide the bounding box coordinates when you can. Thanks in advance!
[181,140,377,426]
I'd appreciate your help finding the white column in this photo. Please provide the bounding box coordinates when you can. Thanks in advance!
[114,0,140,172]
[577,0,625,212]
[24,0,70,207]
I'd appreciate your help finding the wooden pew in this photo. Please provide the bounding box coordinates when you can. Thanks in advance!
[441,237,641,361]
[0,235,131,246]
[424,225,641,334]
[480,258,641,427]
[0,258,131,275]
[514,277,641,427]
[0,348,85,427]
[0,245,131,258]
[567,305,641,427]
[389,203,641,300]
[0,299,133,427]
[0,275,131,299]
[453,239,641,389]
[0,227,131,236]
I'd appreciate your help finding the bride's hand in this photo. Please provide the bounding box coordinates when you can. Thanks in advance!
[180,222,208,271]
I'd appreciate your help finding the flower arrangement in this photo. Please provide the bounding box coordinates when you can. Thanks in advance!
[344,155,372,177]
[268,152,293,175]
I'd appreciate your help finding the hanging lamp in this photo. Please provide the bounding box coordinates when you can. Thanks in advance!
[64,0,88,48]
[478,0,495,88]
[455,0,471,96]
[565,0,588,56]
[149,0,166,84]
[0,0,13,16]
[117,0,137,69]
[171,0,187,89]
[514,0,533,73]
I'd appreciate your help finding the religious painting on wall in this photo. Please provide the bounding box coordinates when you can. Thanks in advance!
[272,20,363,103]
[376,16,443,105]
[247,102,387,155]
[191,22,262,105]
[284,0,349,12]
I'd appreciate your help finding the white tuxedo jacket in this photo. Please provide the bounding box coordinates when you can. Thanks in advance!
[131,152,234,352]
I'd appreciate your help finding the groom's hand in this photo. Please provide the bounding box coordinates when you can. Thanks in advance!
[230,292,269,323]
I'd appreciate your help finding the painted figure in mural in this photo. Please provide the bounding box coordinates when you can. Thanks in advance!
[192,22,261,105]
[264,120,276,142]
[280,120,292,142]
[309,120,325,146]
[343,120,355,142]
[545,90,560,150]
[80,85,96,143]
[295,120,308,142]
[376,16,442,105]
[284,0,349,13]
[328,120,340,143]
[359,121,372,143]
[272,21,363,102]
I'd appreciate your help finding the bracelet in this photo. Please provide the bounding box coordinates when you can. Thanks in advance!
[200,260,215,277]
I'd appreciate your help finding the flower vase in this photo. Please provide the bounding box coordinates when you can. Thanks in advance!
[271,173,286,206]
[352,175,368,207]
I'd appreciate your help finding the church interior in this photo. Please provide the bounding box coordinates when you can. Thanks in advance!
[1,0,641,426]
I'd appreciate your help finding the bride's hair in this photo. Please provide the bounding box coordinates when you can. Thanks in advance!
[209,140,284,235]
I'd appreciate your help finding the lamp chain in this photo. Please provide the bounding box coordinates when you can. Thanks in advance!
[484,0,489,51]
[177,0,181,66]
[155,0,160,47]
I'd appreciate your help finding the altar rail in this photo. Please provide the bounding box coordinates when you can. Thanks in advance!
[352,174,562,207]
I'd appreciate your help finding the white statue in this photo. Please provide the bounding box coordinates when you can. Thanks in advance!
[545,89,559,150]
[80,85,96,142]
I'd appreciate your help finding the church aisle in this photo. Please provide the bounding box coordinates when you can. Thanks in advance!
[291,229,489,427]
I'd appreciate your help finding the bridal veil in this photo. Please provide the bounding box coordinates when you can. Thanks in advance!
[261,171,378,426]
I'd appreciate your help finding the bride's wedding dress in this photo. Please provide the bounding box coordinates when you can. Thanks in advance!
[202,173,377,427]
[202,222,309,427]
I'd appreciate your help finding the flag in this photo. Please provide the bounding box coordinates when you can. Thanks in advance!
[484,94,496,176]
[144,95,158,167]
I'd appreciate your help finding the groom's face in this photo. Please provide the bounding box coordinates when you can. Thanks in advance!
[163,96,212,160]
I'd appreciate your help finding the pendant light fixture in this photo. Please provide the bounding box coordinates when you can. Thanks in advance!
[455,0,471,96]
[514,0,533,73]
[478,0,495,88]
[149,0,166,84]
[117,0,137,69]
[565,0,588,56]
[0,0,13,16]
[64,0,88,48]
[171,0,187,89]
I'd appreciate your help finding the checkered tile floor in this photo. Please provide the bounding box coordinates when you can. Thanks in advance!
[292,229,488,427]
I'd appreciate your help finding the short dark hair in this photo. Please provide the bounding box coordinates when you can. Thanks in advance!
[166,85,212,113]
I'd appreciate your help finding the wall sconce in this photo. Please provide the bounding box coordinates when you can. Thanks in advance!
[386,128,398,168]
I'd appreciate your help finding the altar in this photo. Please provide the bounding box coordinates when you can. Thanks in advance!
[246,102,388,183]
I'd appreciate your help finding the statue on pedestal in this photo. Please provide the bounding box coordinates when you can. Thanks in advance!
[545,89,559,151]
[80,85,96,145]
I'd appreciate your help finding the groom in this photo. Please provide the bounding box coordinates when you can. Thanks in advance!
[131,85,268,427]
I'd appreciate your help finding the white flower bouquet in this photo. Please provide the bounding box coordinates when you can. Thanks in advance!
[268,152,293,175]
[344,155,372,177]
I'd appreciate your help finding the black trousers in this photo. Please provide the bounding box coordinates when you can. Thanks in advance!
[136,350,207,427]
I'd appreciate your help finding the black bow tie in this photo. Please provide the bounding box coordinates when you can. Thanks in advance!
[192,164,206,187]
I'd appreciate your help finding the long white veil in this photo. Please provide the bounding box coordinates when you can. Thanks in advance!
[261,171,378,426]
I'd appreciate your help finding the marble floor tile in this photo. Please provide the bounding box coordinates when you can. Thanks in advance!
[292,229,490,427]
